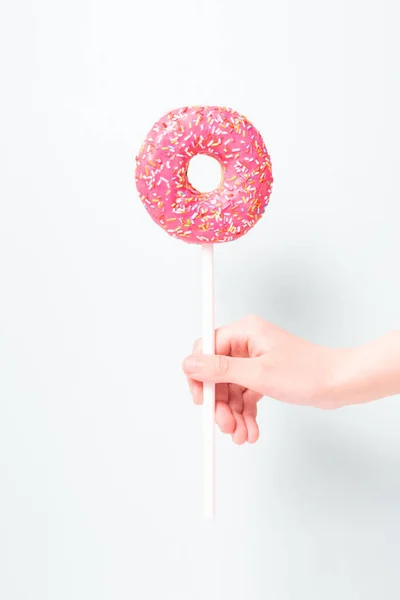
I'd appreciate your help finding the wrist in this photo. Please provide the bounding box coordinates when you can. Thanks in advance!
[320,332,400,408]
[313,348,356,409]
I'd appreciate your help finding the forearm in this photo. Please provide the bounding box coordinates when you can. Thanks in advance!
[327,331,400,407]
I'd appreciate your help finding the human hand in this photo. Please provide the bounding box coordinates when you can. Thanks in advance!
[182,315,352,444]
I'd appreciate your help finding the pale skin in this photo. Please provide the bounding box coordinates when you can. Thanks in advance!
[182,315,400,445]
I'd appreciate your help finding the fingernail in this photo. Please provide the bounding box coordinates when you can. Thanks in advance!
[184,356,201,373]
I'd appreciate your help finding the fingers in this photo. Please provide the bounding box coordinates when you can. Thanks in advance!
[242,392,260,444]
[215,401,236,434]
[187,379,229,406]
[187,380,259,444]
[192,337,202,355]
[188,378,253,445]
[243,415,259,444]
[186,316,265,445]
[228,384,247,445]
[187,377,203,405]
[183,354,265,393]
[192,315,261,358]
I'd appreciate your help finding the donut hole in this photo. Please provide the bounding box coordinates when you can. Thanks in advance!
[187,154,223,193]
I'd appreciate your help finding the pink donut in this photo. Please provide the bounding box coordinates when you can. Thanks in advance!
[135,106,273,244]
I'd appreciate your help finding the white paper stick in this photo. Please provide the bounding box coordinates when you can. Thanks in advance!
[202,244,215,520]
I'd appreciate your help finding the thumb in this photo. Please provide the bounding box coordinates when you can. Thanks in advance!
[183,354,265,390]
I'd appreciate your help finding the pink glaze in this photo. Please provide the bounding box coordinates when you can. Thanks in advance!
[135,106,273,244]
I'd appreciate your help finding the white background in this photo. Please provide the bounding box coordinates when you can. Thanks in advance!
[1,1,400,598]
